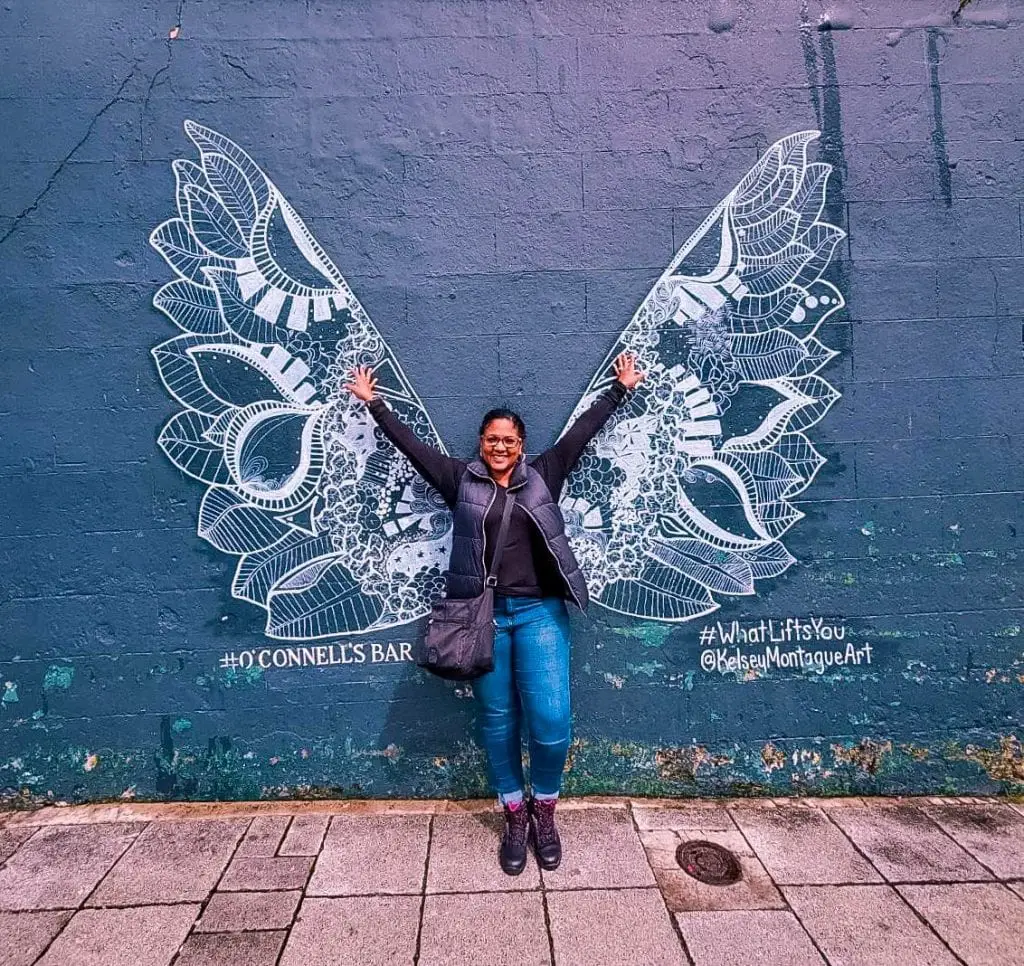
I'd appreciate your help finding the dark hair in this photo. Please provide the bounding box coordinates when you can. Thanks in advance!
[479,408,526,443]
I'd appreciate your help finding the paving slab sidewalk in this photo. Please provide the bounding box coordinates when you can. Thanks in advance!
[1,797,1022,965]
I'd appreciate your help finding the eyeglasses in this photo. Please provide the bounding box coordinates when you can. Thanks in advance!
[481,435,522,449]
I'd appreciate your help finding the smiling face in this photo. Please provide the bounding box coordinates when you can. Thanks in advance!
[479,417,523,477]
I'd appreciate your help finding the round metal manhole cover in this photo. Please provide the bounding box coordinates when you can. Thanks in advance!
[676,840,743,886]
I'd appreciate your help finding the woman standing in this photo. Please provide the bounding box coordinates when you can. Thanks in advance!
[345,352,644,874]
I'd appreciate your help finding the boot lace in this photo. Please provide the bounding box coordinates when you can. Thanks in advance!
[504,807,529,847]
[532,799,558,844]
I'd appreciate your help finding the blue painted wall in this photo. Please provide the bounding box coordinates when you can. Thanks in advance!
[1,0,1021,803]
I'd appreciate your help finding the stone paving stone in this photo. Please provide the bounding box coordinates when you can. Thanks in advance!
[922,803,1024,878]
[547,888,686,966]
[0,823,141,910]
[0,826,35,863]
[541,807,656,890]
[639,829,680,869]
[234,816,290,858]
[784,885,960,966]
[307,814,429,896]
[279,814,329,856]
[1009,881,1024,901]
[175,930,287,966]
[898,883,1024,966]
[731,807,882,885]
[828,805,992,882]
[652,830,785,912]
[217,855,313,891]
[87,819,247,906]
[35,904,200,966]
[633,804,735,831]
[426,812,541,892]
[278,896,421,966]
[0,910,73,966]
[195,890,301,931]
[418,892,551,966]
[676,910,826,966]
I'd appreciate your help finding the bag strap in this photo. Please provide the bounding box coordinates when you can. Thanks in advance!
[485,491,517,588]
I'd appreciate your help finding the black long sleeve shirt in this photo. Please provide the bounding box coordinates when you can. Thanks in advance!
[367,383,627,598]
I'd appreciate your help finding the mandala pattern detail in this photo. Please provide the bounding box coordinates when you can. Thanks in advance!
[559,131,845,622]
[150,121,451,640]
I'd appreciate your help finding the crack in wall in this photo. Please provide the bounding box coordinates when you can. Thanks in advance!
[222,52,258,85]
[141,55,173,164]
[1,0,191,246]
[0,44,179,250]
[0,60,147,249]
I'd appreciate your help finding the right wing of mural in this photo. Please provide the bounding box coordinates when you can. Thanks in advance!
[151,121,451,640]
[560,131,844,622]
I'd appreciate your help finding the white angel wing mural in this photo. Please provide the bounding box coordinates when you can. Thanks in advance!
[560,130,844,622]
[150,121,451,640]
[151,124,843,641]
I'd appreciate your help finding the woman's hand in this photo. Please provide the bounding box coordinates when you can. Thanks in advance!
[613,351,645,390]
[344,364,378,402]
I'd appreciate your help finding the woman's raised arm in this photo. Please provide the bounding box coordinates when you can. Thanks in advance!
[344,366,464,507]
[532,352,644,496]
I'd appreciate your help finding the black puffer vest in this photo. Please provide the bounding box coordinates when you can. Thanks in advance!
[446,458,589,609]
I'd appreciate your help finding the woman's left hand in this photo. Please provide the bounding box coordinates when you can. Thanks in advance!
[613,351,645,390]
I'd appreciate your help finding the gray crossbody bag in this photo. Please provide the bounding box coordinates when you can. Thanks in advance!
[415,492,516,680]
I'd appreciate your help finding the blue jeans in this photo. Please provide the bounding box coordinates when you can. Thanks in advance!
[473,595,572,799]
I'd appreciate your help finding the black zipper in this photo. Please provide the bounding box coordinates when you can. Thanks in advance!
[480,477,498,591]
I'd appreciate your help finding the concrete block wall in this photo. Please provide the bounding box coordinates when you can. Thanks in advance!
[0,0,1021,802]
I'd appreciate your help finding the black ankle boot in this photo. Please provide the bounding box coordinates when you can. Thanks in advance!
[499,804,530,876]
[528,797,562,871]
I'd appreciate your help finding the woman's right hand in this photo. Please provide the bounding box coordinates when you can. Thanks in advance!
[344,365,378,402]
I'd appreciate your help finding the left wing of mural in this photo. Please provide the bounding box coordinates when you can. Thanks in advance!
[150,121,451,641]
